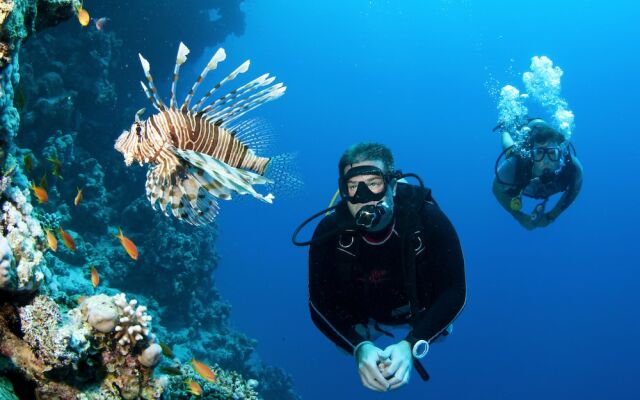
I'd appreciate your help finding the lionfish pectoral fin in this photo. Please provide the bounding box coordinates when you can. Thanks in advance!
[145,166,220,226]
[175,148,275,204]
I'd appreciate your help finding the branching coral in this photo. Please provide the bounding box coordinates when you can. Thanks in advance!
[112,292,153,355]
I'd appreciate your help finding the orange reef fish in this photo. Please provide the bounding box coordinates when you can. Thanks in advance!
[74,187,83,206]
[115,228,138,260]
[191,358,216,382]
[75,2,90,27]
[23,154,33,173]
[90,266,99,288]
[94,17,108,31]
[47,155,63,179]
[59,227,76,252]
[114,43,288,226]
[185,379,202,396]
[30,182,48,204]
[45,229,57,252]
[77,295,87,304]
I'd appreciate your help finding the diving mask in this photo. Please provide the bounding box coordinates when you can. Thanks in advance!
[339,165,393,204]
[532,146,561,162]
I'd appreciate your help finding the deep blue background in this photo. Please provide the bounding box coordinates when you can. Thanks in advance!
[188,1,639,398]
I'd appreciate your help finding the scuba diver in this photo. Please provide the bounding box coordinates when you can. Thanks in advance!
[493,118,583,230]
[292,142,466,392]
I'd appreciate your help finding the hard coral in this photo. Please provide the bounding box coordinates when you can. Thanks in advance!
[18,295,77,367]
[113,292,153,355]
[1,183,45,290]
[0,1,12,27]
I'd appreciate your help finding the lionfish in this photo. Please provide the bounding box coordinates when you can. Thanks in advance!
[115,43,287,226]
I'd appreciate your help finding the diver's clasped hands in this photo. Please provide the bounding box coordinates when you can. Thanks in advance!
[515,211,554,230]
[355,340,413,392]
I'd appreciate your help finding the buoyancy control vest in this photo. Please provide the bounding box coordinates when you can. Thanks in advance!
[332,183,437,325]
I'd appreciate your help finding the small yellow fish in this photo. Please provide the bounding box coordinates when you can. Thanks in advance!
[191,358,216,383]
[90,266,99,288]
[185,379,202,396]
[59,227,76,252]
[115,228,138,260]
[30,182,48,204]
[76,3,90,27]
[23,154,33,173]
[74,187,83,206]
[160,342,174,358]
[45,229,57,252]
[47,155,63,180]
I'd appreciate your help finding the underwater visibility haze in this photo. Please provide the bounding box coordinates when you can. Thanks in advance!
[0,0,639,399]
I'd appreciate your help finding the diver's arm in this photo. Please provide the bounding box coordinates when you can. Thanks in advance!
[492,178,536,230]
[308,218,367,354]
[546,157,583,222]
[501,131,515,150]
[404,204,466,347]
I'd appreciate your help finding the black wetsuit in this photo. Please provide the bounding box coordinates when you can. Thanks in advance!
[308,183,466,354]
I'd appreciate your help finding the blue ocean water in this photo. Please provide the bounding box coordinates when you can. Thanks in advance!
[202,1,640,399]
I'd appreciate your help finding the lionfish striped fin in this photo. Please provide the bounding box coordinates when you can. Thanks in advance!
[199,73,275,116]
[175,148,275,204]
[138,53,166,111]
[146,166,221,226]
[140,81,162,112]
[190,60,251,112]
[226,119,275,153]
[207,84,286,127]
[170,42,190,110]
[224,86,286,127]
[181,48,227,112]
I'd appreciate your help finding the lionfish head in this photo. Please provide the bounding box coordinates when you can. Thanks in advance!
[115,121,148,166]
[114,110,147,166]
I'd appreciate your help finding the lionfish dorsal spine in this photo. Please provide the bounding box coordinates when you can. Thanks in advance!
[138,53,166,111]
[169,42,190,110]
[199,73,274,115]
[140,81,162,112]
[208,84,286,128]
[181,48,227,112]
[190,60,251,112]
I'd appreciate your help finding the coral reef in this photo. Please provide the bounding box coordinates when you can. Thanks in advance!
[0,0,301,398]
[2,292,165,398]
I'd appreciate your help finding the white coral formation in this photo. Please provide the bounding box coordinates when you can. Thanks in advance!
[0,235,12,287]
[138,343,162,368]
[1,183,45,289]
[84,294,120,333]
[113,293,153,355]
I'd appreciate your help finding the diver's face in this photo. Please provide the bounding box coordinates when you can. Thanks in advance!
[532,140,561,177]
[343,160,395,218]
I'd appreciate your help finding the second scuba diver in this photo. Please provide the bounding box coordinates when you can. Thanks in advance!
[493,118,583,230]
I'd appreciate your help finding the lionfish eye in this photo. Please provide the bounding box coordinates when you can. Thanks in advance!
[135,125,142,137]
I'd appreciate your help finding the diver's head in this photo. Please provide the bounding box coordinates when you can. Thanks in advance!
[527,119,567,178]
[338,143,397,231]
